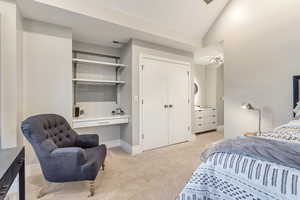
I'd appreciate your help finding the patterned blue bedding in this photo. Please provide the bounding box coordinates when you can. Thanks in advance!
[177,152,300,200]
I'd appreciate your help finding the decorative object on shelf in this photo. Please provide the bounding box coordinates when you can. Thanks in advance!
[210,55,224,64]
[112,107,125,115]
[74,105,84,118]
[241,103,262,136]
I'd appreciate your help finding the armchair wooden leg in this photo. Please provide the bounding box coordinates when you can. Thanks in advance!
[102,163,105,171]
[37,181,63,199]
[88,181,95,197]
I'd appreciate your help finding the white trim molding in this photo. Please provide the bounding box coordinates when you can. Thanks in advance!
[120,140,142,155]
[217,125,224,132]
[103,139,121,149]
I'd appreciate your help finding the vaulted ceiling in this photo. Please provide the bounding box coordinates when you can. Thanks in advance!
[18,0,229,51]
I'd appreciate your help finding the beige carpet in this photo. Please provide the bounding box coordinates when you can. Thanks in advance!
[26,131,223,200]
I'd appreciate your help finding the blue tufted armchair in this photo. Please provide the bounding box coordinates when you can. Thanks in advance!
[21,114,106,197]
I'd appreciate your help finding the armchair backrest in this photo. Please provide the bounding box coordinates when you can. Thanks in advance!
[21,114,78,158]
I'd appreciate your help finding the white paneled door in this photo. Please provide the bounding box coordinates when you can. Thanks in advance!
[168,63,189,144]
[141,58,169,150]
[140,55,191,151]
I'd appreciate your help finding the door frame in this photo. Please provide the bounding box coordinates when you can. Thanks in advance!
[139,54,192,152]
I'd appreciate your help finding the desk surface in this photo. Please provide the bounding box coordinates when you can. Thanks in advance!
[0,147,23,179]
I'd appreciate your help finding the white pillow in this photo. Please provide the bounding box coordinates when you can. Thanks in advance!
[280,120,300,128]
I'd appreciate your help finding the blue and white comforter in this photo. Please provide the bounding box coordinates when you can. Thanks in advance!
[177,151,300,200]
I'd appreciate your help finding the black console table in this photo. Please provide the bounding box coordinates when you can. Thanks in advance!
[0,147,25,200]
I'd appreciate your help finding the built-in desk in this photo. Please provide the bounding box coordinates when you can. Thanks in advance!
[73,115,130,129]
[0,147,25,200]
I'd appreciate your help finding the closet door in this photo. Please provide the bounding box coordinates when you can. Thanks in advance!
[141,58,169,150]
[168,63,189,144]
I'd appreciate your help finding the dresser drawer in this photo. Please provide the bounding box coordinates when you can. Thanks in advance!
[194,122,217,133]
[195,109,216,117]
[205,116,217,123]
[206,122,217,130]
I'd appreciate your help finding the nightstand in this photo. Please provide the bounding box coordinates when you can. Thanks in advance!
[244,132,257,137]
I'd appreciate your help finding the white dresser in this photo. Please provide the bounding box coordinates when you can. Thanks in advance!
[193,107,217,133]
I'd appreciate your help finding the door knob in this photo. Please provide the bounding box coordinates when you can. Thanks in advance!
[169,105,173,108]
[164,105,168,108]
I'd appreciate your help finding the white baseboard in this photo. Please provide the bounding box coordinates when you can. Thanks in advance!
[217,126,224,132]
[103,139,121,149]
[131,144,142,155]
[120,140,131,154]
[120,140,142,155]
[189,133,196,141]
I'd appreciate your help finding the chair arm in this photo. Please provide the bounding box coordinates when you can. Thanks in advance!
[50,147,87,166]
[76,134,99,148]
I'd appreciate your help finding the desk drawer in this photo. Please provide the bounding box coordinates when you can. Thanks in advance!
[74,118,129,128]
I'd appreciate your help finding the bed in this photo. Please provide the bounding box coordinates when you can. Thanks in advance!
[177,78,300,200]
[177,123,300,200]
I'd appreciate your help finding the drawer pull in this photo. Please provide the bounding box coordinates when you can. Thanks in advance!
[198,117,202,119]
[198,124,202,126]
[212,122,216,124]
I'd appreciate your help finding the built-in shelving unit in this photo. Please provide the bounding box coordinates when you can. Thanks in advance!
[72,50,129,128]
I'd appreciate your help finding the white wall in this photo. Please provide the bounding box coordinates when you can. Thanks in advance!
[205,65,218,107]
[204,0,300,138]
[23,19,72,164]
[120,41,133,145]
[216,65,224,126]
[0,0,23,148]
[193,65,206,106]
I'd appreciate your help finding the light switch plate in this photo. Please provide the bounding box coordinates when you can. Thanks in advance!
[134,96,139,102]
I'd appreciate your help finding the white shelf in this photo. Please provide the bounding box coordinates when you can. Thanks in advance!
[73,115,130,128]
[73,78,125,85]
[73,58,127,68]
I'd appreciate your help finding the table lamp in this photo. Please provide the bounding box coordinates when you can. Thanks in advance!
[241,103,262,135]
